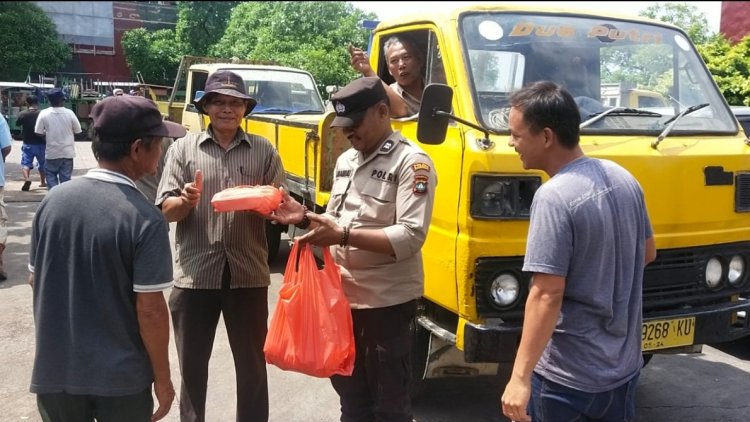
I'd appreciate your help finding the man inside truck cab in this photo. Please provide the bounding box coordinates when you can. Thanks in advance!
[500,81,656,422]
[349,34,424,117]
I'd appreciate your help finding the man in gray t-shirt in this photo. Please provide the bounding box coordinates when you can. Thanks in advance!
[501,81,656,422]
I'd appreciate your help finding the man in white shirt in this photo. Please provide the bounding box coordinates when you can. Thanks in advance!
[34,88,82,189]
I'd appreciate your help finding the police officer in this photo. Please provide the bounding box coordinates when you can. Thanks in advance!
[271,76,437,422]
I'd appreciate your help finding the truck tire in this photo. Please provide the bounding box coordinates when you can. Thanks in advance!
[266,221,283,263]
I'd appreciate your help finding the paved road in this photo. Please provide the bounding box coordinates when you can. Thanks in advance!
[1,141,750,421]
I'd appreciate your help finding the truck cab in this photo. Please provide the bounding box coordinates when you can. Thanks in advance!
[363,5,750,380]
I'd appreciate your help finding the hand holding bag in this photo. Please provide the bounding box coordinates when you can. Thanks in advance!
[263,242,355,377]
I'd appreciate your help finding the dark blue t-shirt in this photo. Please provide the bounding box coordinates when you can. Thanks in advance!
[16,109,45,144]
[29,170,173,395]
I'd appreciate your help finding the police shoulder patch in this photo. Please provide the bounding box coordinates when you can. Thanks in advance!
[379,140,394,153]
[412,163,431,173]
[413,174,429,195]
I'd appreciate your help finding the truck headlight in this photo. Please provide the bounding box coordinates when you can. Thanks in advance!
[470,175,541,219]
[705,257,723,289]
[488,273,521,310]
[728,255,745,287]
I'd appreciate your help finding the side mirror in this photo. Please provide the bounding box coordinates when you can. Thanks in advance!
[417,83,453,145]
[193,90,205,103]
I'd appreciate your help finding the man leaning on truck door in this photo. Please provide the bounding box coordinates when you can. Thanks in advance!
[349,34,425,118]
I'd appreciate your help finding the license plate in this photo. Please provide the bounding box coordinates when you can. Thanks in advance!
[642,317,695,351]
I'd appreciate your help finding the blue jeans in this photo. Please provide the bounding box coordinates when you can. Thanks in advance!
[45,158,73,190]
[530,372,639,422]
[21,144,46,171]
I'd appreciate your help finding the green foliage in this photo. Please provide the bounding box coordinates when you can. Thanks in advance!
[212,2,375,92]
[638,2,750,106]
[176,2,239,56]
[698,35,750,106]
[640,2,712,44]
[121,28,183,85]
[0,2,71,81]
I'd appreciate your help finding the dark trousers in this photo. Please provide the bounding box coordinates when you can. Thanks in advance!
[530,372,639,422]
[330,300,416,422]
[169,265,269,422]
[37,387,153,422]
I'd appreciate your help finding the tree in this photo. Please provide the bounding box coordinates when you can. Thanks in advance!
[640,2,712,44]
[698,35,750,105]
[212,2,376,92]
[175,2,240,56]
[121,28,183,85]
[0,2,70,81]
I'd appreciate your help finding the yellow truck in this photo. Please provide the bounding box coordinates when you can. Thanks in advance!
[179,4,750,383]
[600,82,670,108]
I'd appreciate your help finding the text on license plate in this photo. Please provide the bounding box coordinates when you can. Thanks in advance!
[642,317,695,351]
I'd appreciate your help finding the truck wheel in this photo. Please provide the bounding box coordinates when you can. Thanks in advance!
[266,221,283,263]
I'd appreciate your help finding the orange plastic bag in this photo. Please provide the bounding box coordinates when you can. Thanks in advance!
[210,185,282,214]
[263,242,355,378]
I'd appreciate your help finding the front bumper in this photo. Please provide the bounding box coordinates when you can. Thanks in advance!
[461,297,750,363]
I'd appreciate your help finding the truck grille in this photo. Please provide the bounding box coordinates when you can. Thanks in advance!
[474,243,750,319]
[736,173,750,212]
[643,243,750,312]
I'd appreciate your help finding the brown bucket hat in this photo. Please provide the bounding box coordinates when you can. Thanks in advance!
[194,70,257,116]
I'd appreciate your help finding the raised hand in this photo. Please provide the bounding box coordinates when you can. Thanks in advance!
[348,44,375,77]
[182,169,202,208]
[268,187,306,225]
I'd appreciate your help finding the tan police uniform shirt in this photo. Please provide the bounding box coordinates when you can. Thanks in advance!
[326,131,437,309]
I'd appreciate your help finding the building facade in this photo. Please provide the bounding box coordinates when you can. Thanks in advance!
[33,1,178,84]
[720,1,750,44]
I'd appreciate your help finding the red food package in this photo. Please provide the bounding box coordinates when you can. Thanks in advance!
[210,185,282,214]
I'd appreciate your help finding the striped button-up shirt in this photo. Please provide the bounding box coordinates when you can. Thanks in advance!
[156,127,285,289]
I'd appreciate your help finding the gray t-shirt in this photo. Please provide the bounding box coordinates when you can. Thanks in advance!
[523,157,652,393]
[29,169,173,395]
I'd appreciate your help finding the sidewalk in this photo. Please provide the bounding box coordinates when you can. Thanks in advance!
[4,140,98,203]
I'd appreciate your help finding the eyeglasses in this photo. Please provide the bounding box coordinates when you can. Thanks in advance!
[209,99,246,109]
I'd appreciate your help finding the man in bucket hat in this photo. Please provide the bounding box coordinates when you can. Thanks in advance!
[271,76,437,422]
[156,69,285,421]
[29,95,186,422]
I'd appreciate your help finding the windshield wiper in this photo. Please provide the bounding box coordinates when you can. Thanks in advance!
[286,109,325,116]
[651,103,709,149]
[580,107,662,129]
[253,107,293,114]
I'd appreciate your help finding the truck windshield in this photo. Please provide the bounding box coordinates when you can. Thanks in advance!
[459,12,736,135]
[229,68,326,114]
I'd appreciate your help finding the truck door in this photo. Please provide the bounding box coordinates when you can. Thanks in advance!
[182,70,208,133]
